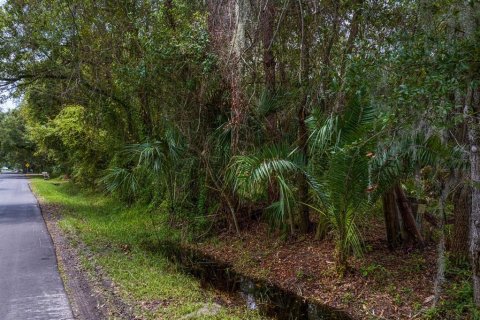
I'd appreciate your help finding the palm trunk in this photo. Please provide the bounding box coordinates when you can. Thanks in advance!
[383,188,402,249]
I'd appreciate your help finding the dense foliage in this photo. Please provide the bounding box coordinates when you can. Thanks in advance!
[0,108,36,168]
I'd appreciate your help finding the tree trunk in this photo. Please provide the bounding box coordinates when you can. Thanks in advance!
[164,0,176,30]
[297,113,310,233]
[333,0,362,113]
[433,180,450,306]
[206,0,247,154]
[457,1,480,306]
[451,92,471,263]
[261,0,275,94]
[138,87,152,137]
[261,1,279,142]
[297,0,311,233]
[451,183,471,263]
[382,188,402,249]
[205,0,249,234]
[394,184,425,247]
[466,85,480,306]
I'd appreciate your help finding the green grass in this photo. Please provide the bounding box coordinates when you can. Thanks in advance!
[30,178,263,320]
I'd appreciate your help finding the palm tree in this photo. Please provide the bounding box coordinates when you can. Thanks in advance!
[228,101,377,271]
[308,102,377,272]
[227,144,308,235]
[101,130,183,213]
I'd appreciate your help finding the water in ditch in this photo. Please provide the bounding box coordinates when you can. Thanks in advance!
[146,241,352,320]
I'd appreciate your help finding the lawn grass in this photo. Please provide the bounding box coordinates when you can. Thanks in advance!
[30,178,263,320]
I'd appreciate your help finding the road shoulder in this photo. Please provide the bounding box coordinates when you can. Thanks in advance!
[35,195,134,320]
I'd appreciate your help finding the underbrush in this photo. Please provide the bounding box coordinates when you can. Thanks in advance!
[31,178,263,320]
[424,260,479,320]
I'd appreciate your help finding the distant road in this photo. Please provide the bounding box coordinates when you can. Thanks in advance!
[0,174,73,320]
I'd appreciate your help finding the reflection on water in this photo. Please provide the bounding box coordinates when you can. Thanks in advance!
[240,279,258,310]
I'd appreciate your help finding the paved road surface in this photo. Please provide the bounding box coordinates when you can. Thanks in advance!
[0,174,73,320]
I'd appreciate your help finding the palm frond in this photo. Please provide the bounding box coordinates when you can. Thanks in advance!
[101,167,139,199]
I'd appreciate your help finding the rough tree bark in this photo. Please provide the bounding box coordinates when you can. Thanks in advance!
[466,86,480,306]
[452,182,471,263]
[230,0,248,154]
[297,0,311,233]
[456,0,480,305]
[261,0,275,94]
[394,184,425,247]
[451,93,471,263]
[206,0,249,235]
[382,188,402,249]
[206,0,248,154]
[434,178,450,306]
[261,0,278,141]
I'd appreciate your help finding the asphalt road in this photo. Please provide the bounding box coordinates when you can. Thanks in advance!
[0,174,73,320]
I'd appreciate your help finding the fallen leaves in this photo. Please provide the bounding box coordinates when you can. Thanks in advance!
[194,219,436,320]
